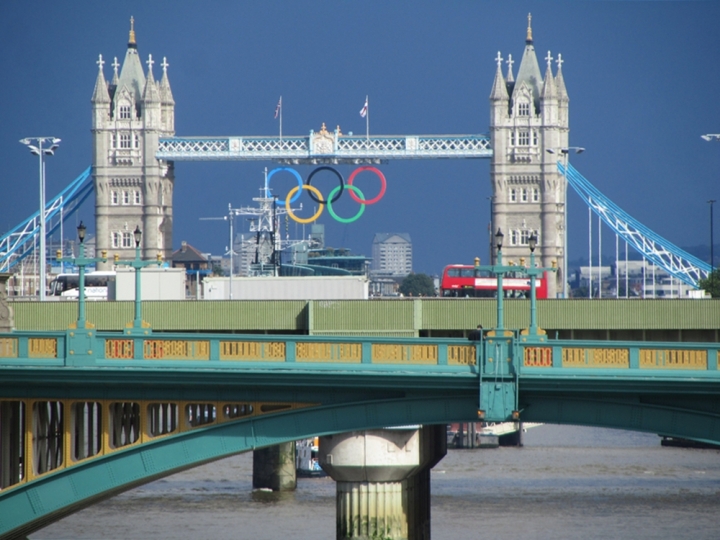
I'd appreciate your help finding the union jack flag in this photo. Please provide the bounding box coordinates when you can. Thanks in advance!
[359,97,368,118]
[274,97,282,119]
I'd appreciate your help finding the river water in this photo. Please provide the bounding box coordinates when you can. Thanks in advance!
[30,425,720,539]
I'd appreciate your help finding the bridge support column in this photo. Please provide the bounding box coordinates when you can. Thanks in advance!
[319,425,446,540]
[252,442,297,491]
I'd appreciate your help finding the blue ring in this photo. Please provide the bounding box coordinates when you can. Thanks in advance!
[267,167,303,203]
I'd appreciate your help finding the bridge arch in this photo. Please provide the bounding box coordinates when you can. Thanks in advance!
[2,391,719,539]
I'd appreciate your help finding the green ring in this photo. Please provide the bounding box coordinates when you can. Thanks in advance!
[326,185,365,223]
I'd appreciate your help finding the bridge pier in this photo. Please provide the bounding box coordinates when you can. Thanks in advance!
[319,425,446,540]
[252,442,297,491]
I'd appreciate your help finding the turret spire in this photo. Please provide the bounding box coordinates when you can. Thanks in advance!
[128,16,136,48]
[506,53,515,83]
[490,51,509,101]
[91,54,110,104]
[526,13,533,44]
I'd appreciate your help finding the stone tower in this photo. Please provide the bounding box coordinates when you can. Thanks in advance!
[91,18,175,268]
[489,15,569,298]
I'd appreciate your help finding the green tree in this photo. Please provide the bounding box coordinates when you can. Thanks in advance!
[399,273,436,297]
[698,269,720,298]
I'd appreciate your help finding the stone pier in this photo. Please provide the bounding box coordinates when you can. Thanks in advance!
[252,441,297,491]
[319,425,446,540]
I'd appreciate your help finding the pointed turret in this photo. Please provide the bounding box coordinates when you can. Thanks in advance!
[541,51,556,100]
[116,17,146,105]
[513,13,543,110]
[111,57,120,86]
[142,54,160,103]
[489,52,509,101]
[555,53,569,102]
[91,54,110,104]
[506,53,515,84]
[159,57,175,105]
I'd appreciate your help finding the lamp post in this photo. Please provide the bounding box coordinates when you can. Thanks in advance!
[547,146,584,299]
[495,228,505,332]
[709,200,716,294]
[57,221,107,329]
[113,226,162,335]
[20,137,61,301]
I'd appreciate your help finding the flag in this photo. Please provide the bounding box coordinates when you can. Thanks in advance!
[274,96,282,119]
[359,97,368,118]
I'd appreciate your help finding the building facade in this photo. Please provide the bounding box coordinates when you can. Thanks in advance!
[91,19,175,269]
[489,15,569,298]
[371,233,412,276]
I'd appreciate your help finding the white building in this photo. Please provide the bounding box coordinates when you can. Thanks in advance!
[489,15,570,299]
[372,233,412,277]
[91,18,175,269]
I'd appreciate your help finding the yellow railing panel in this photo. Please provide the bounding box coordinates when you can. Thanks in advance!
[448,345,476,366]
[562,347,629,368]
[0,337,18,357]
[372,344,438,364]
[296,342,362,363]
[105,339,134,359]
[219,341,286,361]
[639,349,707,370]
[143,340,210,360]
[524,347,553,367]
[28,338,58,359]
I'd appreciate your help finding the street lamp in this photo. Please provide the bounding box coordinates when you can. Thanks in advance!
[56,221,107,329]
[547,146,584,299]
[495,228,505,332]
[113,226,162,335]
[20,137,61,301]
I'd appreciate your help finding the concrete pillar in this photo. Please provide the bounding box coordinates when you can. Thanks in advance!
[252,442,296,491]
[319,425,446,540]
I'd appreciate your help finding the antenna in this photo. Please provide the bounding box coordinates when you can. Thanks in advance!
[200,203,241,300]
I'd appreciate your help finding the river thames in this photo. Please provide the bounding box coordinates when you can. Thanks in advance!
[30,424,720,539]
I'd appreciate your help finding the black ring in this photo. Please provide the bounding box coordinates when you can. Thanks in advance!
[305,166,344,204]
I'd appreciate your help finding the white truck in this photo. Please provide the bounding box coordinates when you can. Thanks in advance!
[108,267,186,301]
[202,275,368,300]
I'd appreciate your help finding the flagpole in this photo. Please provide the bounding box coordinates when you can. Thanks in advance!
[365,95,369,140]
[279,96,283,140]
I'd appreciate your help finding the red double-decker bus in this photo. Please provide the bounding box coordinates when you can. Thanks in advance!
[440,264,549,299]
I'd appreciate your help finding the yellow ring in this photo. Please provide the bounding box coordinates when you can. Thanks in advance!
[285,185,325,224]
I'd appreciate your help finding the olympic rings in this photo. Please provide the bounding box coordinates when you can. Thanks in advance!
[267,167,304,203]
[285,185,325,224]
[305,166,344,204]
[347,166,386,205]
[326,185,365,224]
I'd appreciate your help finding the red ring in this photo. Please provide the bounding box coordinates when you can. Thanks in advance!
[347,166,387,205]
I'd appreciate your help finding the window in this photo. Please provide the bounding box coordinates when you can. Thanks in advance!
[119,133,131,149]
[509,131,515,146]
[532,188,539,202]
[122,232,133,248]
[520,230,531,245]
[509,189,517,202]
[110,133,116,148]
[111,191,118,205]
[510,230,519,246]
[119,104,131,119]
[134,190,141,205]
[532,130,538,146]
[122,191,130,205]
[112,232,120,248]
[518,131,530,146]
[521,188,528,202]
[518,102,530,116]
[134,134,139,148]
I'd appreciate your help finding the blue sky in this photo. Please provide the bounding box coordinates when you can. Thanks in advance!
[1,1,719,275]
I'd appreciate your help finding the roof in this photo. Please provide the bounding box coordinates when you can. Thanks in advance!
[373,233,412,244]
[171,242,207,263]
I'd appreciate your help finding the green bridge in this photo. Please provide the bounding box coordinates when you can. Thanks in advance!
[1,296,719,538]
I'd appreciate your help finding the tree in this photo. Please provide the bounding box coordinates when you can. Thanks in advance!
[698,269,720,298]
[399,273,436,297]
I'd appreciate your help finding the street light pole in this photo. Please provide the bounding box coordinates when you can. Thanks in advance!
[495,229,505,332]
[709,200,716,294]
[113,226,162,335]
[20,137,61,301]
[57,222,107,329]
[547,146,584,299]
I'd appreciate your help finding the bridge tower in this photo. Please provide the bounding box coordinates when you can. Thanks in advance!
[91,18,175,268]
[489,14,569,298]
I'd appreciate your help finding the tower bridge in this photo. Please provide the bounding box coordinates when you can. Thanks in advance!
[1,16,711,293]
